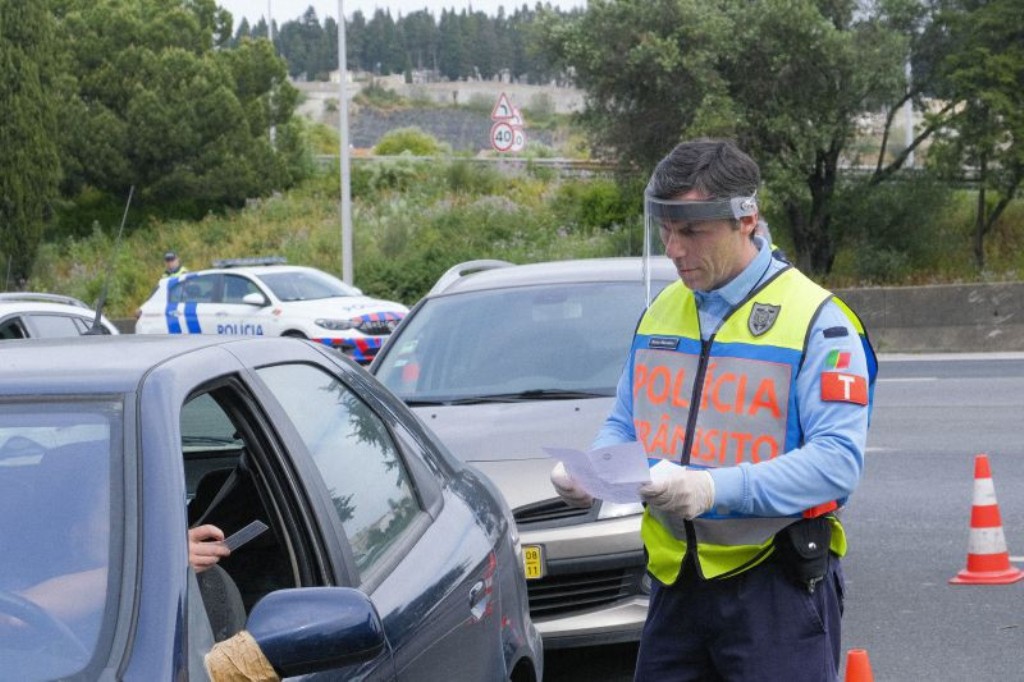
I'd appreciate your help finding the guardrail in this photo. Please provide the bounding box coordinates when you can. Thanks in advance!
[314,154,619,176]
[836,281,1024,353]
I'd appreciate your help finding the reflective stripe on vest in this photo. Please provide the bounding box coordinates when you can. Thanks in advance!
[634,267,845,583]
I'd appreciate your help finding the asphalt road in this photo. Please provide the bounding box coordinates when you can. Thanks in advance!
[543,353,1024,681]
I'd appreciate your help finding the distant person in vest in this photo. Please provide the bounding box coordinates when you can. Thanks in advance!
[550,138,875,682]
[756,218,790,264]
[164,251,187,277]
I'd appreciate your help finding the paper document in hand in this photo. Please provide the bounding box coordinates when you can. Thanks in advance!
[543,441,650,504]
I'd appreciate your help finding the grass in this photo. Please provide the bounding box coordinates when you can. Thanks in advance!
[24,138,1024,321]
[28,160,634,319]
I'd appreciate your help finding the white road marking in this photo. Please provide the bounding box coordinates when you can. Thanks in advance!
[880,352,1024,361]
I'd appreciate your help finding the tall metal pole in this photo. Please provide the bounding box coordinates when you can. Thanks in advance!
[267,0,274,49]
[904,58,915,168]
[337,1,354,284]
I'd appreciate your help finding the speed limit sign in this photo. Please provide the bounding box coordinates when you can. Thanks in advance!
[490,121,516,152]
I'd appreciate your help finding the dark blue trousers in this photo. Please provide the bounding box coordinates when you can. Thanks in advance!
[634,554,844,682]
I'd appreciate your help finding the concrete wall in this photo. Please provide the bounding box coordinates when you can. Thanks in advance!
[115,282,1024,354]
[836,282,1024,353]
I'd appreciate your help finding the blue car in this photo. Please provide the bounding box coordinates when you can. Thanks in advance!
[0,335,542,681]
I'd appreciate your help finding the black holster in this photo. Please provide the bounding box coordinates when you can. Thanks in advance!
[774,516,832,592]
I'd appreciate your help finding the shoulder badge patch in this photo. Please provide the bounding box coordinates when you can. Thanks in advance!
[748,302,781,336]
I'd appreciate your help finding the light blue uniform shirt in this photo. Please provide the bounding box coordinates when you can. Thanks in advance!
[594,237,869,517]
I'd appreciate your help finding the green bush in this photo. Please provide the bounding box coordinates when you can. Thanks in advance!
[373,127,446,156]
[552,177,641,233]
[352,157,431,196]
[828,171,955,283]
[446,161,502,195]
[355,80,405,109]
[27,154,1024,320]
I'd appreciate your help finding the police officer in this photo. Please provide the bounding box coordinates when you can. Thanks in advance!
[164,251,187,277]
[551,139,874,681]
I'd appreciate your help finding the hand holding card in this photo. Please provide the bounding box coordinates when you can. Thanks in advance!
[222,520,269,552]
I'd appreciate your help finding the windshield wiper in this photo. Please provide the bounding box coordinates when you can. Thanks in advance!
[402,389,611,407]
[447,389,610,405]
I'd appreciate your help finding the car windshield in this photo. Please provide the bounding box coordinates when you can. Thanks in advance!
[0,399,122,679]
[375,281,660,402]
[256,269,361,302]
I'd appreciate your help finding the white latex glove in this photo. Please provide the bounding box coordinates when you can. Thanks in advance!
[550,461,594,509]
[639,465,715,520]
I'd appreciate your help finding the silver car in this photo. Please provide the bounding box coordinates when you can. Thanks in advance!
[0,292,119,338]
[371,257,676,648]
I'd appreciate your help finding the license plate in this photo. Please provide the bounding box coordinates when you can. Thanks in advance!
[523,544,545,580]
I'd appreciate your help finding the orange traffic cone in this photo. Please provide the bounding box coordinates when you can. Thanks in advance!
[844,649,874,682]
[949,453,1024,585]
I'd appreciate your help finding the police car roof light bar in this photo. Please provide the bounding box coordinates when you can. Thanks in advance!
[213,256,288,269]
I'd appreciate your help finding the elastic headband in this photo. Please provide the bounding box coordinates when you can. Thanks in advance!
[646,194,758,222]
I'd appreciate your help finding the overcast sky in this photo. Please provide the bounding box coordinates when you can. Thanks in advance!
[219,1,586,25]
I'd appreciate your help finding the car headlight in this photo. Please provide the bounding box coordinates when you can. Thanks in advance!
[597,500,644,520]
[315,318,355,331]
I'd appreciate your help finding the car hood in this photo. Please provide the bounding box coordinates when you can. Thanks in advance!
[277,297,408,317]
[410,397,612,510]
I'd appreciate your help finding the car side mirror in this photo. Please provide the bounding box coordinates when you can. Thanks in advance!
[242,293,269,307]
[244,587,386,676]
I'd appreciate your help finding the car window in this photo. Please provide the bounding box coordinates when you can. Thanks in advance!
[0,399,121,679]
[69,316,112,335]
[27,314,86,338]
[180,384,321,641]
[169,275,218,304]
[0,317,27,339]
[256,269,360,301]
[256,363,423,579]
[376,281,658,400]
[222,275,262,304]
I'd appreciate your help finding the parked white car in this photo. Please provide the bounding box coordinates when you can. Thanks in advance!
[135,258,408,363]
[0,293,119,339]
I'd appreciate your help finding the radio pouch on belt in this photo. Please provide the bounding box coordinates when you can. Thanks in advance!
[774,516,832,593]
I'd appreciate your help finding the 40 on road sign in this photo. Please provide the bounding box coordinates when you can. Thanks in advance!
[490,121,517,152]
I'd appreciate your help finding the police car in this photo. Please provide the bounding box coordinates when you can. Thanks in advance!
[135,258,408,363]
[0,292,119,339]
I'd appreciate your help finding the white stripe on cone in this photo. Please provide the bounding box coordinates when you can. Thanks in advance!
[972,477,996,505]
[967,527,1010,555]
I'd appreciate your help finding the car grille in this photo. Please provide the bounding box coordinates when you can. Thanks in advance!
[527,563,646,619]
[514,499,647,619]
[355,312,404,336]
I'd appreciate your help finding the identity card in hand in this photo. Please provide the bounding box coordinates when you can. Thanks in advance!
[542,441,650,503]
[222,520,269,551]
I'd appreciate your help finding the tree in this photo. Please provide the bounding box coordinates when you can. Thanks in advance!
[54,0,303,215]
[438,9,468,80]
[0,0,62,284]
[927,0,1024,270]
[401,10,439,73]
[725,0,909,273]
[539,0,750,167]
[541,0,912,274]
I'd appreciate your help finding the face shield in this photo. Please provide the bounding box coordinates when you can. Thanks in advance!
[642,191,758,305]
